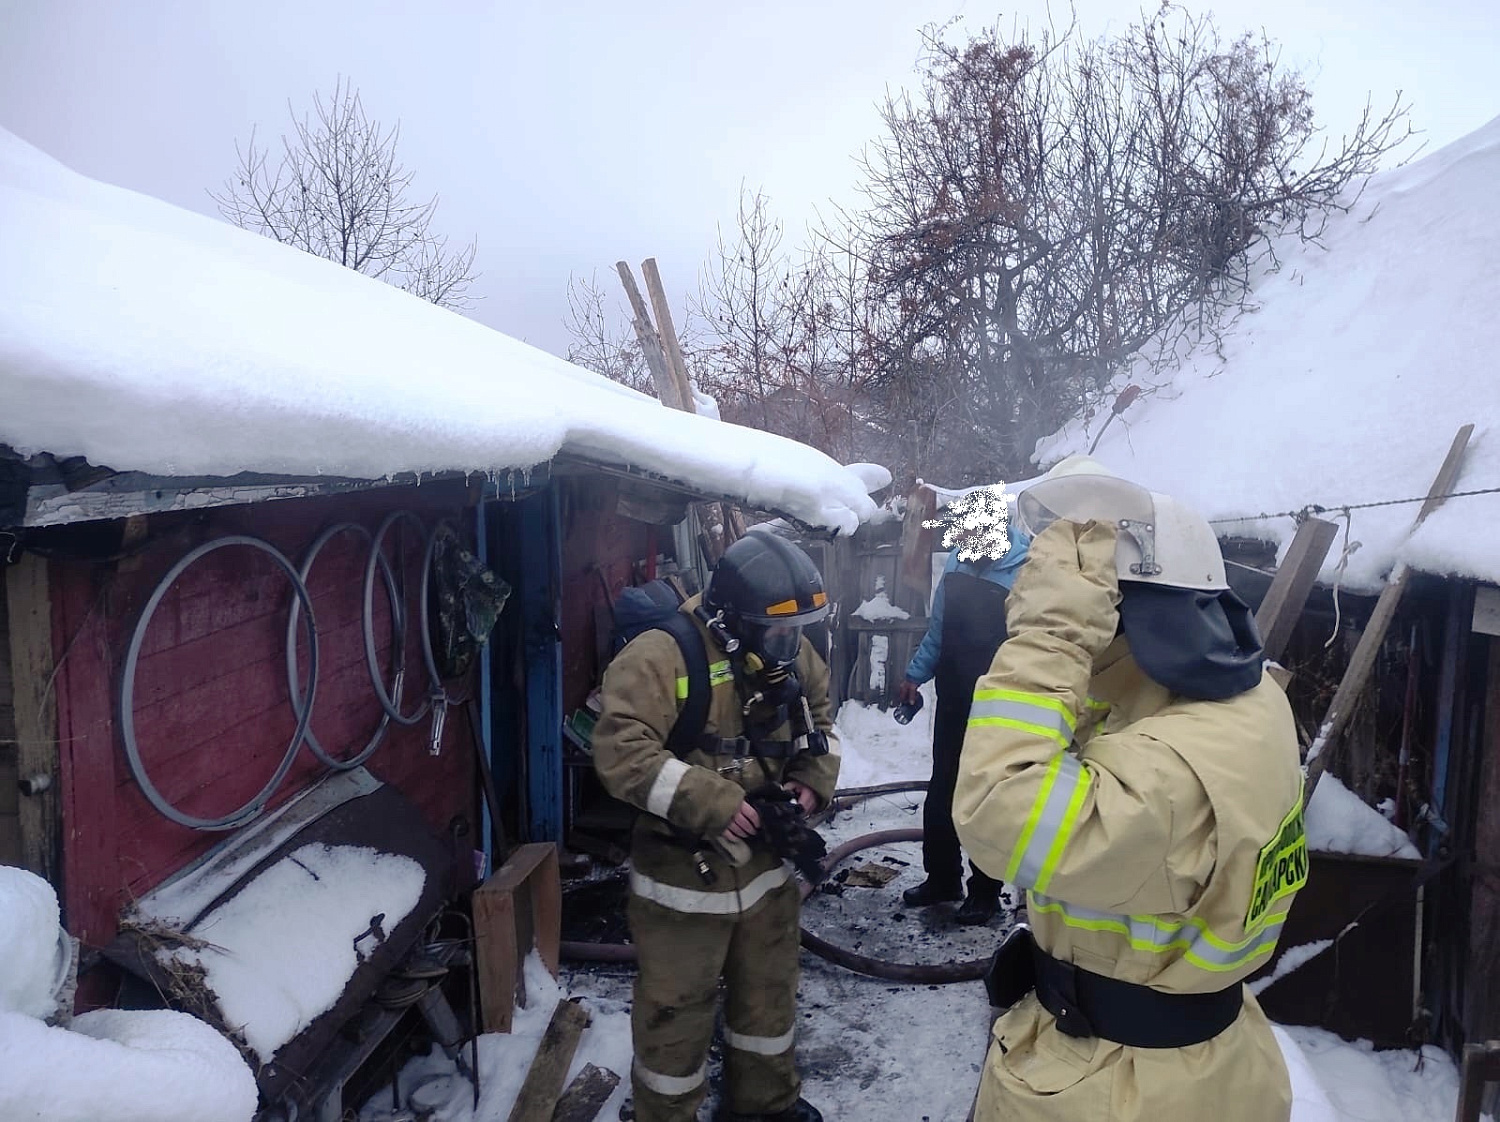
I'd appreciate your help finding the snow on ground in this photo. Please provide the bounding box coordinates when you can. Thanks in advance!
[0,129,876,536]
[356,954,633,1122]
[1035,116,1500,592]
[356,695,1476,1121]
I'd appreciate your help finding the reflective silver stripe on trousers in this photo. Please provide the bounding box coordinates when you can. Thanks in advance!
[631,864,791,915]
[723,1024,796,1055]
[634,1058,707,1096]
[646,758,690,818]
[1008,753,1089,889]
[1029,893,1291,972]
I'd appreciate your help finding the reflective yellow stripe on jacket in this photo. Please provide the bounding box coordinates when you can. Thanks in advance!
[675,659,734,699]
[968,689,1091,893]
[969,688,1077,747]
[1028,893,1292,973]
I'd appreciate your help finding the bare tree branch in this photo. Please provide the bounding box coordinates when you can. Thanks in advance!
[210,77,480,311]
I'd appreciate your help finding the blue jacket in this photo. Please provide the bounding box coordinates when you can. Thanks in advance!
[903,533,1031,686]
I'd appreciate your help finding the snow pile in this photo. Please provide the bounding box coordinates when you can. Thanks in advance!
[845,462,894,495]
[1280,1024,1487,1122]
[0,866,66,1018]
[851,590,910,621]
[159,843,426,1062]
[1306,773,1421,859]
[834,690,935,788]
[0,866,256,1122]
[359,952,634,1122]
[1273,1026,1342,1122]
[0,129,877,536]
[0,1008,258,1122]
[1036,116,1500,591]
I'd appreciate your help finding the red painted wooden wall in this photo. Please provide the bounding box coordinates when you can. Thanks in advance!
[557,477,661,715]
[50,485,479,951]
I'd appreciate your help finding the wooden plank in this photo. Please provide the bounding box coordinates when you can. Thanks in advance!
[1465,636,1500,1046]
[1456,1040,1500,1122]
[508,998,592,1122]
[1254,516,1339,663]
[0,572,18,865]
[1305,425,1473,805]
[474,842,561,1033]
[640,258,695,415]
[6,553,60,882]
[551,1063,620,1122]
[615,261,681,410]
[1475,585,1500,637]
[898,486,938,599]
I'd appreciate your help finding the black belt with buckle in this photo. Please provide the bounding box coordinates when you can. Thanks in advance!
[1031,942,1244,1048]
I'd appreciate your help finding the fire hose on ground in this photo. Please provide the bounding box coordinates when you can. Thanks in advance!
[559,782,991,985]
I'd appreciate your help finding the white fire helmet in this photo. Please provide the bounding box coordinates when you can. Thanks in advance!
[1016,455,1228,592]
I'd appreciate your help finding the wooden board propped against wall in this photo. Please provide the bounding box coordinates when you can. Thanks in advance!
[5,553,59,882]
[473,842,561,1034]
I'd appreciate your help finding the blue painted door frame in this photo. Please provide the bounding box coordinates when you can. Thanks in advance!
[519,483,564,842]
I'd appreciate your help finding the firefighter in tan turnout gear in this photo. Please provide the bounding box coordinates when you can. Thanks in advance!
[593,533,839,1122]
[954,457,1308,1122]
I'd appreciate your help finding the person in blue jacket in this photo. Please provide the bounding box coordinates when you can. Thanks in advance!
[897,486,1030,924]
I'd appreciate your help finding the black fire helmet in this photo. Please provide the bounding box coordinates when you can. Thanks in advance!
[704,532,830,629]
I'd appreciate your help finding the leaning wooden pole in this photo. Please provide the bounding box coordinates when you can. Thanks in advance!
[615,261,682,411]
[636,258,745,550]
[616,258,733,562]
[641,257,696,416]
[1303,423,1474,807]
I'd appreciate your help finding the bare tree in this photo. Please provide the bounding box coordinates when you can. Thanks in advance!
[212,78,479,311]
[853,5,1410,484]
[564,272,655,394]
[691,188,880,464]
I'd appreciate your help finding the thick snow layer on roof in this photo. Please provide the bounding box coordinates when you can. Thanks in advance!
[0,130,876,535]
[1037,116,1500,592]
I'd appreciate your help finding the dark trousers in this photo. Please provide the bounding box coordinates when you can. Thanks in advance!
[923,686,999,896]
[924,569,1007,897]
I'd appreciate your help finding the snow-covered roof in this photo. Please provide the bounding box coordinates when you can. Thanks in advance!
[1038,116,1500,593]
[0,130,876,535]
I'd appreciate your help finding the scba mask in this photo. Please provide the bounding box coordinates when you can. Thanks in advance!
[752,623,803,666]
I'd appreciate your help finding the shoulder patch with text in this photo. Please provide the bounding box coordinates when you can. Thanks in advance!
[1246,800,1309,927]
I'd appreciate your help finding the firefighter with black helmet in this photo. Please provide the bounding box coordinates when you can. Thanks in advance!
[592,531,840,1122]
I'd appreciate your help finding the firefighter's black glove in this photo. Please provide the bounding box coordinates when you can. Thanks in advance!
[745,784,828,885]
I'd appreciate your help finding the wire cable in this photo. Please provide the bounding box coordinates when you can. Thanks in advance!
[364,511,433,727]
[120,535,319,831]
[287,522,400,770]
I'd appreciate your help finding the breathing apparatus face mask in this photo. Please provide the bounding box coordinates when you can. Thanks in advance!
[754,623,803,666]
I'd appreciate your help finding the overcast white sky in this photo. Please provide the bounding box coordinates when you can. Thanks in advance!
[2,0,1497,359]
